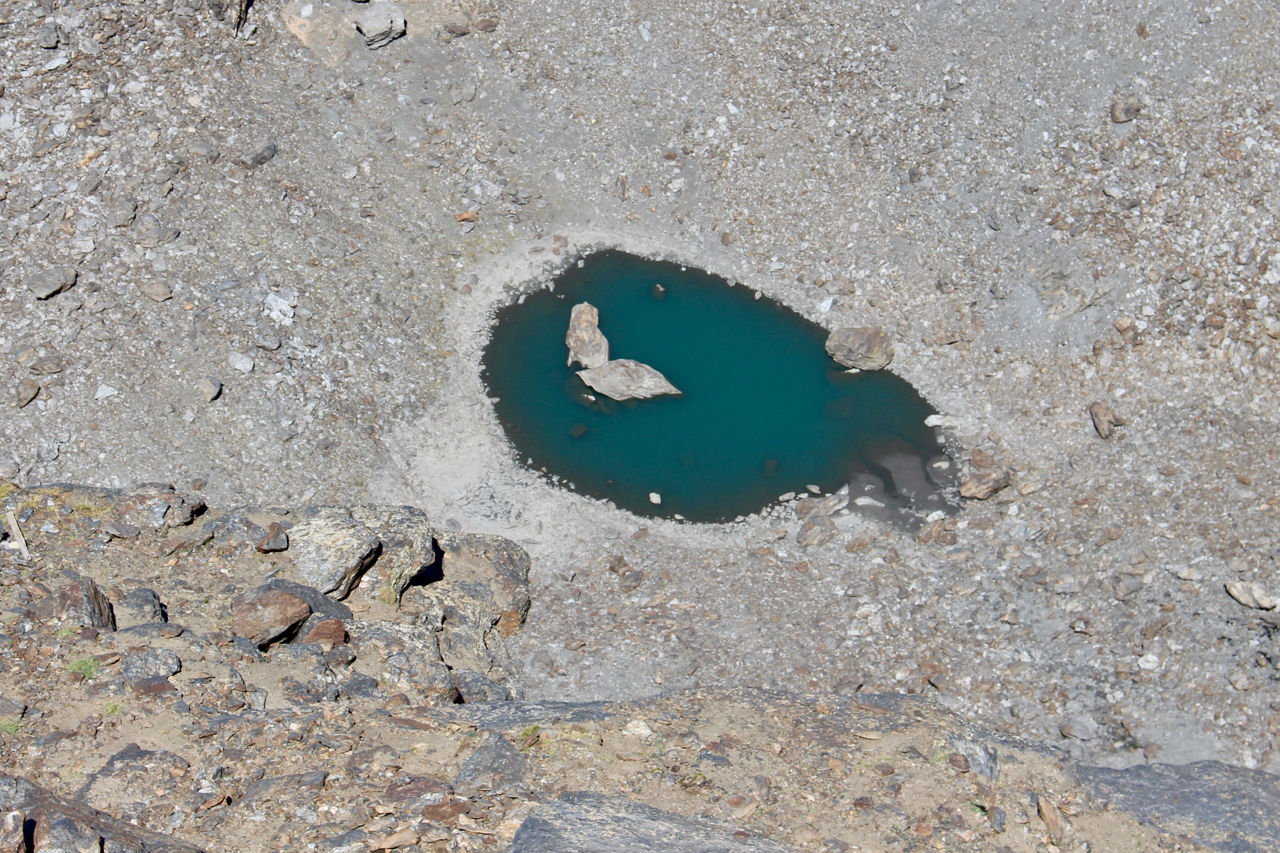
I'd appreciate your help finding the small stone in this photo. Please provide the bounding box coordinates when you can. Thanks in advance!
[302,618,347,653]
[93,385,118,400]
[228,352,254,374]
[355,3,406,49]
[623,719,653,737]
[797,516,837,547]
[121,648,181,688]
[455,210,479,222]
[37,23,62,49]
[231,586,312,647]
[103,522,140,540]
[139,281,172,303]
[649,492,662,505]
[114,588,165,629]
[619,570,644,592]
[1089,401,1124,438]
[26,267,77,300]
[1225,581,1277,611]
[16,379,39,408]
[825,327,894,371]
[969,449,995,470]
[28,357,63,376]
[475,18,497,32]
[1111,94,1142,123]
[566,302,609,369]
[196,377,222,402]
[959,468,1010,500]
[255,522,289,553]
[240,140,278,169]
[1227,670,1254,691]
[0,463,17,482]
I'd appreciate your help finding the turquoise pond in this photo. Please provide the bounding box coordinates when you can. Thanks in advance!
[482,251,953,523]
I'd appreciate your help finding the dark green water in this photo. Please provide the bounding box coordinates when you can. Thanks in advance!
[482,251,950,523]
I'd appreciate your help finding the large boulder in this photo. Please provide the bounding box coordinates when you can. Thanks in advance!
[825,326,895,371]
[566,302,610,369]
[287,508,382,598]
[577,359,681,401]
[230,585,311,647]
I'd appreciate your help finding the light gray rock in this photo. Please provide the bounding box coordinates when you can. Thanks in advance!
[454,732,525,792]
[113,588,165,629]
[507,791,795,853]
[825,326,894,371]
[355,3,406,49]
[287,508,382,598]
[577,359,681,401]
[566,302,609,369]
[350,505,436,600]
[121,649,181,688]
[26,267,77,300]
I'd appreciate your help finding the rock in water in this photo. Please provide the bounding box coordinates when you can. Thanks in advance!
[577,359,681,401]
[825,327,895,370]
[566,302,609,369]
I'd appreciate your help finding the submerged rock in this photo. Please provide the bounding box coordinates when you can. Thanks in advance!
[566,302,610,369]
[825,326,895,371]
[577,359,682,401]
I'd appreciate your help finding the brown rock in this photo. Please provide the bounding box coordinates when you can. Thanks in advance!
[825,327,894,371]
[1089,401,1125,438]
[302,618,348,652]
[230,586,311,647]
[454,210,478,222]
[16,379,39,408]
[959,468,1010,500]
[796,516,837,548]
[969,449,995,470]
[37,579,117,630]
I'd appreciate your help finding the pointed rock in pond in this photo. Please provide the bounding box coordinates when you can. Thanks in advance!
[566,302,610,369]
[577,359,681,401]
[825,326,895,371]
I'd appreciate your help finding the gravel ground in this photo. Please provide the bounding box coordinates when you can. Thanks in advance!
[2,0,1279,776]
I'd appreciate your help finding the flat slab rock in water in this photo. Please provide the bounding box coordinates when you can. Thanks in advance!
[577,358,682,401]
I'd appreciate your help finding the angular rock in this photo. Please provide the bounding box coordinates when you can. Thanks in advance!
[352,505,436,600]
[1225,581,1277,611]
[507,791,793,853]
[577,359,681,401]
[1111,94,1142,123]
[1089,401,1125,439]
[435,532,532,637]
[796,516,837,548]
[102,522,140,540]
[139,281,172,303]
[113,588,165,629]
[16,378,39,408]
[795,488,849,518]
[355,3,406,49]
[121,649,181,689]
[288,508,382,598]
[960,468,1010,500]
[195,377,222,402]
[302,619,347,653]
[26,267,77,300]
[566,302,609,369]
[239,140,278,169]
[825,327,894,371]
[41,579,116,630]
[451,669,511,703]
[454,732,525,792]
[255,522,288,552]
[230,585,311,647]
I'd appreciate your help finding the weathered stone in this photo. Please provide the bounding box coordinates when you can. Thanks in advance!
[1111,94,1142,123]
[355,3,406,48]
[825,327,894,371]
[113,588,165,629]
[121,649,181,688]
[288,508,382,598]
[959,468,1010,500]
[230,586,311,647]
[26,267,77,300]
[239,140,278,169]
[16,379,39,408]
[794,488,849,518]
[1089,401,1125,439]
[566,302,609,369]
[454,732,525,792]
[102,522,140,540]
[451,669,511,703]
[41,579,116,630]
[351,505,436,600]
[796,516,837,547]
[435,532,532,636]
[577,359,682,401]
[255,522,288,553]
[301,619,347,653]
[1225,581,1277,611]
[195,377,221,402]
[139,281,172,303]
[507,791,793,853]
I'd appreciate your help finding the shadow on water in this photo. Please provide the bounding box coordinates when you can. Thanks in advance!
[482,251,955,524]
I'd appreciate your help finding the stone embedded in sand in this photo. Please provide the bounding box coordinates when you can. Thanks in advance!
[825,327,895,371]
[1089,401,1125,439]
[959,467,1010,500]
[577,359,681,401]
[566,302,610,369]
[1225,581,1277,611]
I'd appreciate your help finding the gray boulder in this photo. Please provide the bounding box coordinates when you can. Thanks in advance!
[578,359,682,401]
[355,3,406,49]
[825,326,894,371]
[566,302,610,369]
[288,508,382,598]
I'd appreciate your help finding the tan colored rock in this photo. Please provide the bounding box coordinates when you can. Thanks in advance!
[566,302,609,369]
[825,327,895,371]
[1225,581,1277,611]
[1089,401,1125,438]
[959,468,1010,500]
[577,359,681,401]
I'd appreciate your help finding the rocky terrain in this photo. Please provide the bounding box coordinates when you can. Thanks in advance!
[1,0,1279,842]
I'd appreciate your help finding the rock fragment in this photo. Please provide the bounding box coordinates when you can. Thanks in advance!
[578,359,681,401]
[355,3,406,49]
[1225,582,1277,611]
[16,379,39,408]
[825,327,894,371]
[1111,94,1142,123]
[288,508,382,597]
[26,267,77,300]
[121,649,181,690]
[239,140,278,169]
[47,578,116,630]
[114,588,165,629]
[454,732,525,792]
[566,302,610,369]
[139,281,172,303]
[959,468,1010,500]
[230,585,311,646]
[1089,401,1125,438]
[195,377,222,402]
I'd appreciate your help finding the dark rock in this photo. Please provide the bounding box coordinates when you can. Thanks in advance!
[40,579,116,630]
[339,672,381,700]
[113,588,165,629]
[239,140,278,169]
[507,791,793,853]
[1089,401,1125,439]
[121,649,181,688]
[825,327,894,371]
[1080,760,1280,853]
[0,697,27,718]
[454,732,525,792]
[114,623,184,640]
[230,585,311,647]
[26,267,77,300]
[452,669,510,703]
[1111,94,1142,123]
[102,522,140,540]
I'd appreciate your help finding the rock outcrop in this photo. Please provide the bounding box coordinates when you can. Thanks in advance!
[825,326,895,370]
[566,302,610,369]
[577,359,682,401]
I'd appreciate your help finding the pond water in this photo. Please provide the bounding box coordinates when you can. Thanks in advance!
[482,251,954,523]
